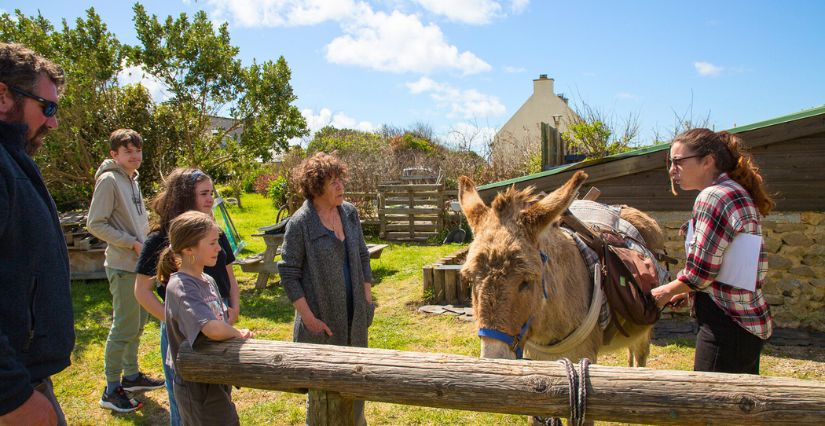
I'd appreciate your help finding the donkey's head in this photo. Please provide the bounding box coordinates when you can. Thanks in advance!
[458,172,588,359]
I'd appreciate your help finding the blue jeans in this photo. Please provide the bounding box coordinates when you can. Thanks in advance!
[160,321,181,426]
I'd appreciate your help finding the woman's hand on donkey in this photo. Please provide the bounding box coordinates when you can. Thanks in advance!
[652,280,691,308]
[666,293,690,311]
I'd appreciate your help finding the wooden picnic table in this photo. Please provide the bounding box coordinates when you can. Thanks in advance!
[239,232,388,289]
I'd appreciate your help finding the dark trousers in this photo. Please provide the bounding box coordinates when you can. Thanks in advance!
[693,292,765,374]
[173,375,239,426]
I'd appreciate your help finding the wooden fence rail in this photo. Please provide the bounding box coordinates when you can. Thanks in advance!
[177,339,825,425]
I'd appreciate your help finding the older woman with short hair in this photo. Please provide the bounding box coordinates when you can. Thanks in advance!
[278,152,374,425]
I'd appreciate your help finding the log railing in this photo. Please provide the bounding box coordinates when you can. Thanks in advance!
[177,339,825,425]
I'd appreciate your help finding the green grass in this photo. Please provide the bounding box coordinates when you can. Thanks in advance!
[53,193,825,425]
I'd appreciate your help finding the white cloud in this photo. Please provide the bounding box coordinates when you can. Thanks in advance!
[201,1,490,75]
[694,61,723,77]
[414,0,528,23]
[510,0,529,13]
[504,65,525,73]
[326,9,491,74]
[204,0,362,27]
[615,92,638,100]
[301,107,376,133]
[413,0,502,24]
[406,77,505,119]
[117,65,170,102]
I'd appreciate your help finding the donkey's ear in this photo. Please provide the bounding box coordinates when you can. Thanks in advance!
[521,171,588,234]
[458,176,489,231]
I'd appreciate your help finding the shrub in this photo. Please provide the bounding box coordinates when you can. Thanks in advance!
[390,133,434,152]
[253,172,280,195]
[267,175,289,208]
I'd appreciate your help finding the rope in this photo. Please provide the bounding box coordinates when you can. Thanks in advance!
[575,358,591,426]
[534,357,592,426]
[560,358,578,423]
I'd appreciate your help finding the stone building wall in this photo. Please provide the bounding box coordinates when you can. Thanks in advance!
[649,211,825,332]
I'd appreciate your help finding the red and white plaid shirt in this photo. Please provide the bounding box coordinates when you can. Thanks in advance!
[677,173,773,340]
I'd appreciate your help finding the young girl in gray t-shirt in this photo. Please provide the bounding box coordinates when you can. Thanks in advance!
[157,211,253,426]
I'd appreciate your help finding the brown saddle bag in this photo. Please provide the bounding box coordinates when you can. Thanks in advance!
[602,236,661,326]
[562,213,662,329]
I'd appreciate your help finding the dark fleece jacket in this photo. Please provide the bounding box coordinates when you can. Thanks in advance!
[0,121,75,415]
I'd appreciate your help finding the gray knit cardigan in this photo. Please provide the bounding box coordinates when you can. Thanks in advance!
[279,200,374,347]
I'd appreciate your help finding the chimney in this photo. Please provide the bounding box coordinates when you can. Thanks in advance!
[533,74,554,98]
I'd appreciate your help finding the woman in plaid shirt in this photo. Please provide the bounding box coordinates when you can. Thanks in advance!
[651,128,774,374]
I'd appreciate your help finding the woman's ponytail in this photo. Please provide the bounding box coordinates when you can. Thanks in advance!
[157,210,220,284]
[720,132,776,216]
[673,129,776,216]
[156,246,179,285]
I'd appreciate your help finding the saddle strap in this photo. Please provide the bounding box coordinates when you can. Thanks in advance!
[524,263,604,356]
[560,210,604,254]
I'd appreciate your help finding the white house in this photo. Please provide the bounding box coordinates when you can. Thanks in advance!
[492,75,578,169]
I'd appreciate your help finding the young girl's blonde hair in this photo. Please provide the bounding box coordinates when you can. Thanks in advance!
[156,210,220,284]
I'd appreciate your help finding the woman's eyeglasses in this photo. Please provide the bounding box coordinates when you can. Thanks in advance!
[668,153,705,169]
[8,86,58,117]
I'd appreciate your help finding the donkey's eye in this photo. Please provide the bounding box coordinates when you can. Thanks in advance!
[519,281,530,292]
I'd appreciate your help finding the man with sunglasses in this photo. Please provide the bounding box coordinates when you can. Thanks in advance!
[0,43,74,425]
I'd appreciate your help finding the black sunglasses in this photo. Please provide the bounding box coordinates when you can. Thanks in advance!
[668,153,705,168]
[8,86,58,117]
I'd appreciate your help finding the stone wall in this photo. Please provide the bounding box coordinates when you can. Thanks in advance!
[649,211,825,332]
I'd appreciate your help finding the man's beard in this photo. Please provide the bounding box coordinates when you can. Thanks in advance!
[25,125,49,156]
[5,103,49,156]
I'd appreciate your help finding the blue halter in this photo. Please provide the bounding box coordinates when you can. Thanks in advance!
[477,250,549,359]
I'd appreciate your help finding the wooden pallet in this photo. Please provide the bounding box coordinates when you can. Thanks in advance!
[59,210,107,280]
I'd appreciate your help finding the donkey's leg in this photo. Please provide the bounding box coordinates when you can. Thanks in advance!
[629,328,652,367]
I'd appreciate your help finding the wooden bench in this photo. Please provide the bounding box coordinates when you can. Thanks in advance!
[239,237,389,289]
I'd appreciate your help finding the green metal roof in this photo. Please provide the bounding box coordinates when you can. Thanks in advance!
[479,103,825,191]
[727,103,825,133]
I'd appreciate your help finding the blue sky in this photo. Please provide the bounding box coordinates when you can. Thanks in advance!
[7,0,825,151]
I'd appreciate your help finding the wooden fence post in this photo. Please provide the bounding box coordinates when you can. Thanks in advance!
[308,389,355,426]
[422,266,434,302]
[378,192,386,239]
[444,269,457,305]
[433,265,445,304]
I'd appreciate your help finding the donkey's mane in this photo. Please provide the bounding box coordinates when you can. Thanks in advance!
[490,185,540,220]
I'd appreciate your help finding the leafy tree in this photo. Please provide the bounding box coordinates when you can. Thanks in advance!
[129,4,307,174]
[2,4,307,209]
[128,3,242,170]
[562,102,639,159]
[1,8,137,208]
[235,58,308,162]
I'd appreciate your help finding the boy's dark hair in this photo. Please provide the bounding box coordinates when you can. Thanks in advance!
[109,128,143,151]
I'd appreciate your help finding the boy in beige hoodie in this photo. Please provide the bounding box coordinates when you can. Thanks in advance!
[87,129,162,413]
